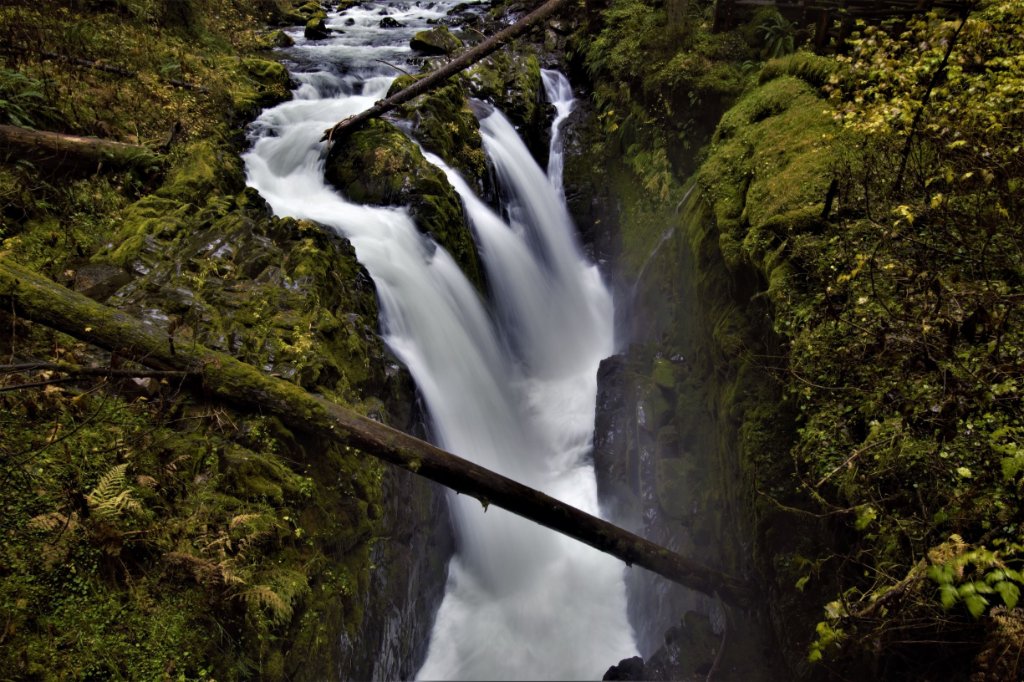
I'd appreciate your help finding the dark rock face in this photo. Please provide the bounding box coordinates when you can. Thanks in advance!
[604,610,730,681]
[380,16,403,28]
[592,353,702,656]
[339,469,454,680]
[569,95,782,678]
[603,655,646,680]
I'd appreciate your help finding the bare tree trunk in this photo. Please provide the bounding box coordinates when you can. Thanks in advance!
[0,257,756,608]
[322,0,572,145]
[0,124,163,175]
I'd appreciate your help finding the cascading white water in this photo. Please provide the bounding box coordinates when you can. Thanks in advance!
[242,3,637,678]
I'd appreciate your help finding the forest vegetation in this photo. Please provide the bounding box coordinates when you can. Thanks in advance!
[571,0,1024,678]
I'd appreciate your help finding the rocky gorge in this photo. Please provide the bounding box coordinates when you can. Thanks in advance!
[2,0,1023,680]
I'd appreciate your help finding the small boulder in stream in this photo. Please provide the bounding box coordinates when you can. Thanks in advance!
[305,15,331,40]
[410,26,462,56]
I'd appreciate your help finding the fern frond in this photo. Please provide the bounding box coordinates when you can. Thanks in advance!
[28,511,77,533]
[165,550,222,585]
[87,464,143,520]
[136,474,159,488]
[241,585,293,625]
[87,463,129,508]
[229,513,264,530]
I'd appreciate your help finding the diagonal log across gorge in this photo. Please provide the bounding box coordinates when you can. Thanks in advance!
[0,257,756,608]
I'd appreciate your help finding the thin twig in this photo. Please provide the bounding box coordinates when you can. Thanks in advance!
[815,439,887,488]
[0,377,76,393]
[375,59,411,75]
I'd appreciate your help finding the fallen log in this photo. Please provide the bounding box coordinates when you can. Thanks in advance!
[0,124,163,176]
[322,0,571,145]
[0,257,757,608]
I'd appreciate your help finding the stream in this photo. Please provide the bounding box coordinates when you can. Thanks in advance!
[242,1,638,678]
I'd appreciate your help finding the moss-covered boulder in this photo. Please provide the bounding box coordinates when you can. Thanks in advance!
[305,14,331,40]
[410,26,463,55]
[389,76,488,187]
[324,119,484,291]
[467,46,544,132]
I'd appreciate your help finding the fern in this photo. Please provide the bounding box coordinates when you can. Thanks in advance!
[87,463,142,520]
[239,567,309,627]
[241,585,293,626]
[28,511,76,533]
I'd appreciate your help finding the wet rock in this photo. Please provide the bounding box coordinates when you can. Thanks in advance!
[379,16,403,28]
[305,15,331,40]
[466,45,550,159]
[410,26,462,56]
[603,655,646,680]
[71,263,132,301]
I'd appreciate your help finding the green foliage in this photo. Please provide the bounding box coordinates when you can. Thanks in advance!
[673,1,1024,673]
[927,535,1024,617]
[0,374,382,680]
[0,67,58,128]
[577,0,752,188]
[755,10,795,60]
[827,1,1024,201]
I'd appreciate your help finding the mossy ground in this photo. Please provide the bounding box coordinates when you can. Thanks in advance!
[1,0,403,678]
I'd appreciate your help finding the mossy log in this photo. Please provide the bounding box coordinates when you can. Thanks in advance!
[0,124,163,175]
[0,257,756,608]
[322,0,571,146]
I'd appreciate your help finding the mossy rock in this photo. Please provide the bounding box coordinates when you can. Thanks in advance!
[324,119,484,290]
[157,140,245,203]
[305,14,331,40]
[651,356,677,390]
[393,78,487,185]
[104,195,195,268]
[220,57,293,118]
[467,47,544,133]
[759,51,836,88]
[410,26,463,56]
[294,1,324,18]
[698,75,835,272]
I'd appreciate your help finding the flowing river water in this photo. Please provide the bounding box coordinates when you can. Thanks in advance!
[243,2,638,677]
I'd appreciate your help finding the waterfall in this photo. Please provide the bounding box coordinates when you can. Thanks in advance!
[242,3,637,678]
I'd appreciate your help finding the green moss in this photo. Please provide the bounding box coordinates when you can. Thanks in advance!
[467,47,544,131]
[759,51,837,88]
[159,139,245,202]
[698,75,835,274]
[325,119,484,290]
[651,357,677,390]
[410,26,463,56]
[396,78,488,183]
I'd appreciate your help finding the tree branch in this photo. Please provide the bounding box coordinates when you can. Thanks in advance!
[0,256,757,608]
[321,0,571,145]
